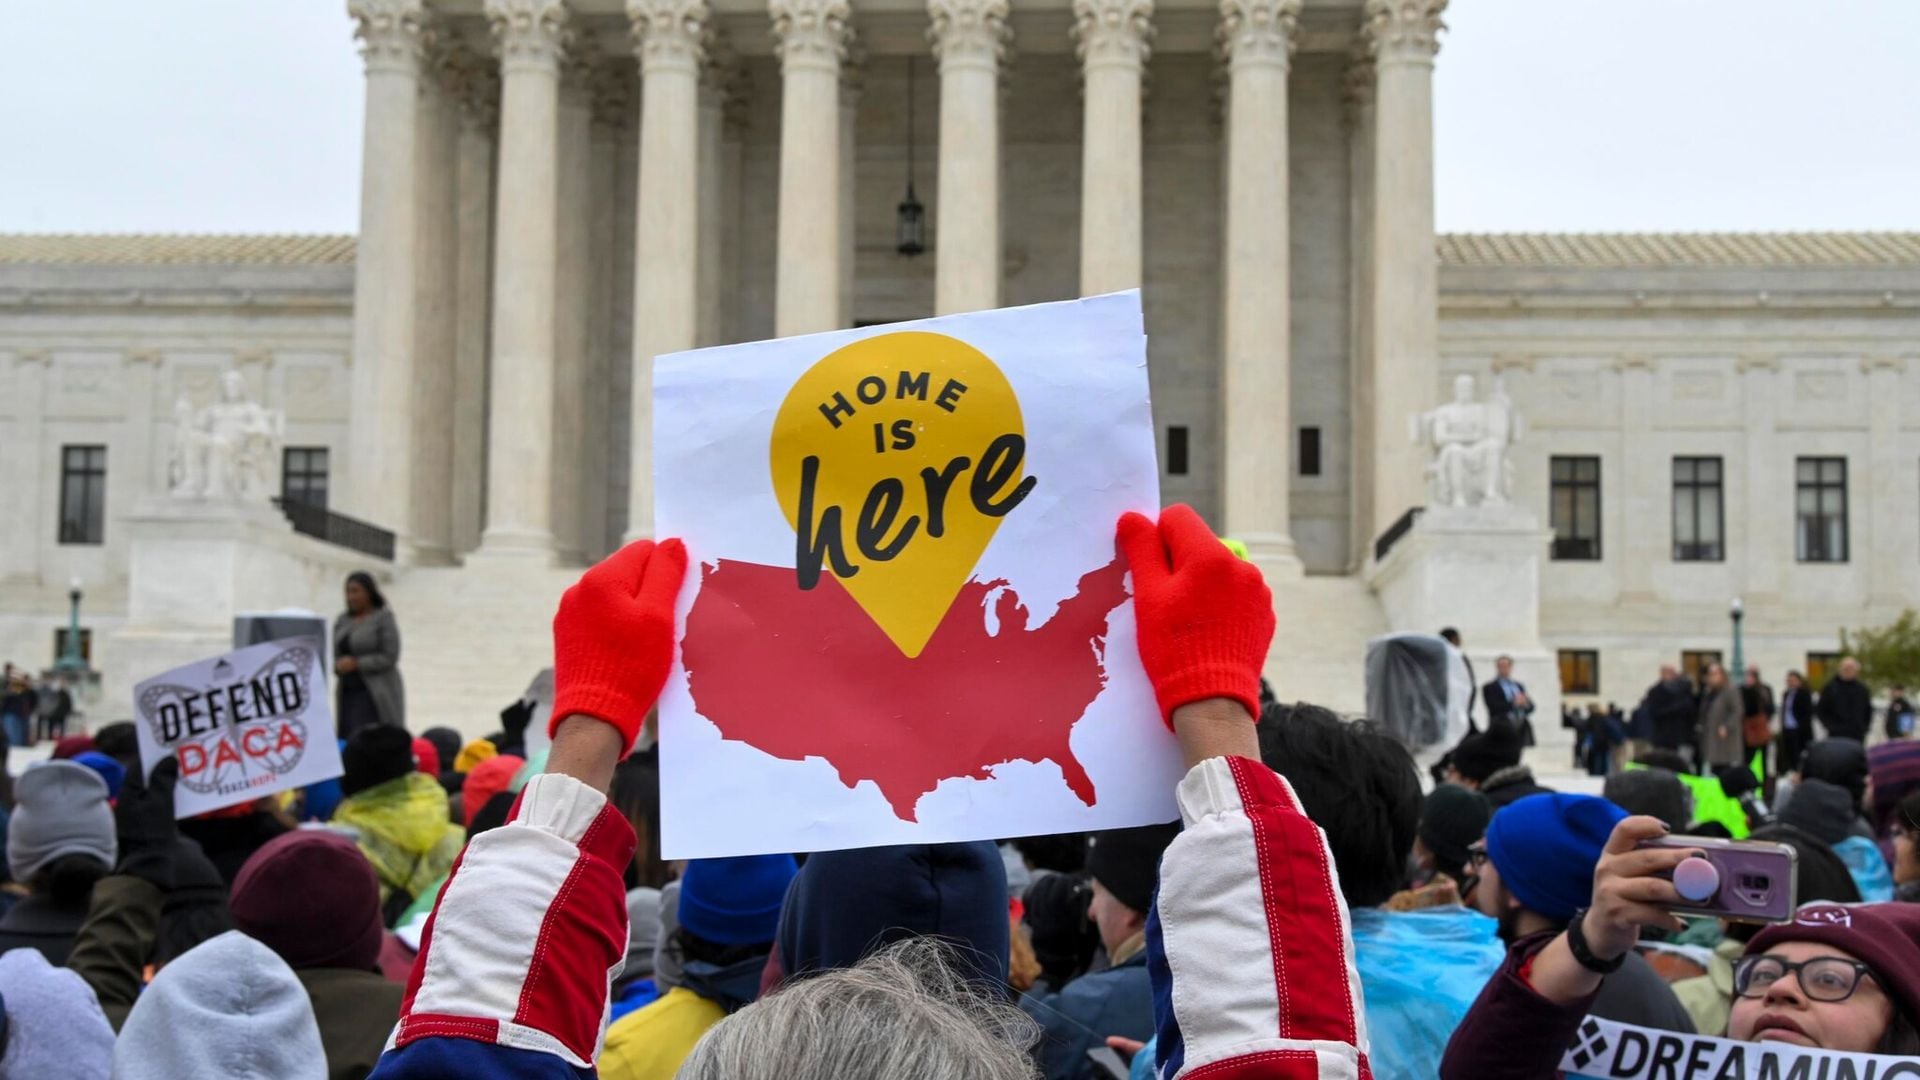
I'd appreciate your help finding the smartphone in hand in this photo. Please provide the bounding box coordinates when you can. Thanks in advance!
[1638,836,1798,924]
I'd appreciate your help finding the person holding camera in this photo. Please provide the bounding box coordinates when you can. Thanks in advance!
[1442,815,1920,1077]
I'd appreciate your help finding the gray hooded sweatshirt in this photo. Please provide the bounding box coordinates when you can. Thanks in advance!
[112,930,327,1080]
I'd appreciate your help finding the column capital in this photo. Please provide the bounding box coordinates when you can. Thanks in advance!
[1362,0,1447,64]
[348,0,431,74]
[928,0,1010,73]
[1217,0,1300,70]
[444,49,502,130]
[1342,36,1374,113]
[1073,0,1153,72]
[629,0,711,76]
[772,0,853,75]
[486,0,572,73]
[590,62,637,131]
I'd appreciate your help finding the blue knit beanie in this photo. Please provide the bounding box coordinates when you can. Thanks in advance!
[1484,793,1626,923]
[678,854,799,947]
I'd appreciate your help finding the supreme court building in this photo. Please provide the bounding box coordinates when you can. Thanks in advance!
[2,0,1918,730]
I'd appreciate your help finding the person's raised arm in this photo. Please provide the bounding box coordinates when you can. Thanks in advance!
[371,538,685,1080]
[1439,816,1693,1080]
[1120,506,1368,1080]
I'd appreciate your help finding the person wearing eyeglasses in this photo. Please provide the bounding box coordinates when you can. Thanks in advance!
[1441,814,1920,1079]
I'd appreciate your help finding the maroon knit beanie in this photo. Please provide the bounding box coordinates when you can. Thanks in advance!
[1747,903,1920,1025]
[230,830,384,972]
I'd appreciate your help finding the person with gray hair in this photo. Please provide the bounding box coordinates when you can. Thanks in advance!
[680,939,1041,1080]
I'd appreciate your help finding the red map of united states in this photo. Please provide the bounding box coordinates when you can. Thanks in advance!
[681,554,1132,822]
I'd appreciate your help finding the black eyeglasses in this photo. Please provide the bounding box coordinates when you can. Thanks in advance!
[1467,846,1490,869]
[1733,955,1878,1003]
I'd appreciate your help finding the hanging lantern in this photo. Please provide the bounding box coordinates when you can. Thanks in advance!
[897,56,927,256]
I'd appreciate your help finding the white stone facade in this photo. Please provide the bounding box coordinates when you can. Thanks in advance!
[1,0,1917,729]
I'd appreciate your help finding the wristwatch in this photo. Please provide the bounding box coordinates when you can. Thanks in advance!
[1566,908,1628,975]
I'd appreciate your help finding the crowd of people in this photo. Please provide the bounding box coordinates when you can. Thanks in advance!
[0,507,1918,1079]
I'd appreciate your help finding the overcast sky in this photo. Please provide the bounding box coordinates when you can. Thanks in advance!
[2,0,1916,234]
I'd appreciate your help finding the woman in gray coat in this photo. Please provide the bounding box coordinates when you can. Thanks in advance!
[333,572,404,736]
[1698,661,1744,769]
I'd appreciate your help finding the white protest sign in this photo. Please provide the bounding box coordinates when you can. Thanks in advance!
[1563,1016,1920,1080]
[133,638,344,818]
[655,291,1180,858]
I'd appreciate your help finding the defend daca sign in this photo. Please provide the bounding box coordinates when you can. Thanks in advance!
[133,638,344,817]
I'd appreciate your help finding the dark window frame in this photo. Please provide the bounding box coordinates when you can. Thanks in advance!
[1166,426,1189,477]
[282,446,330,511]
[1681,650,1724,688]
[1298,426,1322,477]
[1795,456,1849,563]
[1672,455,1725,562]
[57,445,107,546]
[1550,455,1603,560]
[1559,649,1600,695]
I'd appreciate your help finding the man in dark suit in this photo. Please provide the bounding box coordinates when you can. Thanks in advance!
[1816,657,1872,742]
[1483,655,1534,742]
[1777,670,1815,774]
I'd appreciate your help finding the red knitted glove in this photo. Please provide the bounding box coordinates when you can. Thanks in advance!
[1117,504,1275,727]
[550,538,688,749]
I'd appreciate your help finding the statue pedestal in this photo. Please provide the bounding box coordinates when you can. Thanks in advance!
[103,497,382,716]
[1366,504,1566,750]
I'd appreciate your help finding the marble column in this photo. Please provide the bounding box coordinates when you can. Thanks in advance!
[699,48,733,346]
[345,0,427,540]
[121,350,163,496]
[449,61,499,557]
[1217,0,1301,572]
[1363,0,1445,539]
[478,0,569,558]
[550,59,593,565]
[1343,45,1376,569]
[928,0,1006,315]
[625,0,710,542]
[584,66,633,562]
[772,0,851,335]
[411,43,462,565]
[837,53,863,327]
[1073,0,1150,296]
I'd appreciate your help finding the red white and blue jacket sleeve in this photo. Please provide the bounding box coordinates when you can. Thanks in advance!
[369,773,637,1080]
[1145,756,1372,1080]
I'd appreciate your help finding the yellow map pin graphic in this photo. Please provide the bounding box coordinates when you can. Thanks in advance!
[771,331,1035,658]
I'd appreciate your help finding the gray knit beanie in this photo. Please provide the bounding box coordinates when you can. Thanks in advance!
[7,760,116,882]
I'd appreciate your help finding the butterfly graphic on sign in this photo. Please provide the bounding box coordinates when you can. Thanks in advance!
[135,643,314,796]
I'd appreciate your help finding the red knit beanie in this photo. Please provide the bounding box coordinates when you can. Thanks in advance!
[411,737,441,778]
[1747,903,1920,1025]
[230,830,384,972]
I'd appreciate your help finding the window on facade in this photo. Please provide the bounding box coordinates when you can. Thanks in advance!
[1795,457,1848,563]
[1558,649,1600,695]
[282,447,330,510]
[1672,456,1724,561]
[1550,455,1602,560]
[1298,427,1321,477]
[58,445,107,545]
[1166,426,1189,477]
[52,628,92,665]
[1807,652,1844,692]
[1681,650,1723,688]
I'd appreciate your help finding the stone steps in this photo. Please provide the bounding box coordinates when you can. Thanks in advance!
[384,559,580,740]
[1263,573,1390,716]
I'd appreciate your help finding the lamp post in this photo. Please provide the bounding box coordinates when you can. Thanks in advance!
[1729,597,1745,680]
[54,577,86,677]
